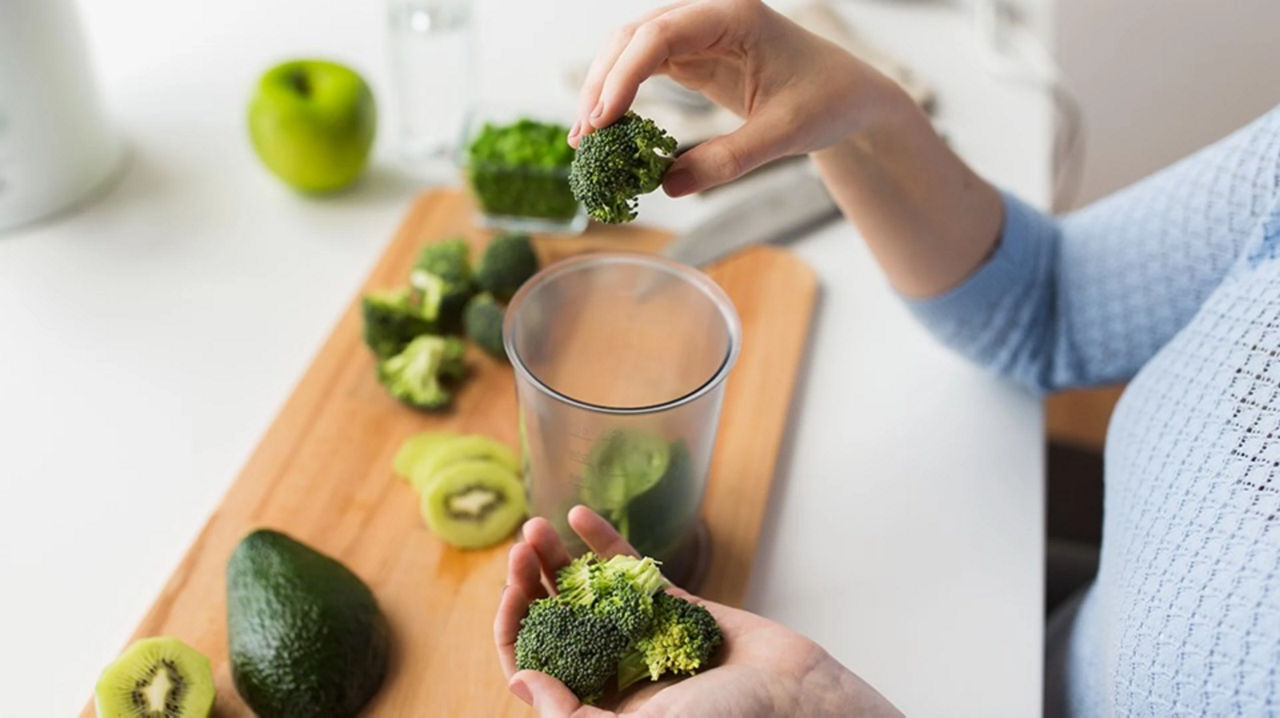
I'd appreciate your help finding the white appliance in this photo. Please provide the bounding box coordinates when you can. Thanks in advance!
[0,0,122,231]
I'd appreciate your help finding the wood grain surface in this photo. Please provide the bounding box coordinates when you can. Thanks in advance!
[83,190,817,717]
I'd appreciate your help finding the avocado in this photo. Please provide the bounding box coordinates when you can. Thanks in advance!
[226,529,390,717]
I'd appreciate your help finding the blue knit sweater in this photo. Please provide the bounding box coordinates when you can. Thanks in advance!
[909,107,1280,715]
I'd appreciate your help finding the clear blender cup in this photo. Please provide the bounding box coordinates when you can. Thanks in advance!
[504,253,741,584]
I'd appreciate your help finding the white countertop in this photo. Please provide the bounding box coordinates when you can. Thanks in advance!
[0,1,1049,715]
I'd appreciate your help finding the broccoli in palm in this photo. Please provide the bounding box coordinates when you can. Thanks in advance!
[376,334,466,410]
[476,233,539,301]
[514,597,634,704]
[411,238,475,326]
[516,552,668,702]
[515,551,720,702]
[568,111,678,224]
[463,293,506,359]
[361,288,440,359]
[616,592,723,690]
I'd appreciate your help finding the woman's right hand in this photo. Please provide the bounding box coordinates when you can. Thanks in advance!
[568,0,902,197]
[495,506,902,717]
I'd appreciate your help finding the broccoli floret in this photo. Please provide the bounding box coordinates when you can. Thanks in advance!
[515,598,632,704]
[376,335,466,410]
[556,553,668,638]
[476,233,539,302]
[568,111,678,224]
[412,238,474,327]
[464,293,506,359]
[515,552,720,702]
[615,592,723,691]
[361,288,439,359]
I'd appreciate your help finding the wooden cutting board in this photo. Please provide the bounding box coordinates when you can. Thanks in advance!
[84,189,817,717]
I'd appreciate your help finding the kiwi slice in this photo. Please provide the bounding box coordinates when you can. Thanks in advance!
[94,636,215,718]
[392,431,454,480]
[420,459,526,549]
[408,434,519,492]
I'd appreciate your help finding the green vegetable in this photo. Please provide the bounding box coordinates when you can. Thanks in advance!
[616,592,722,690]
[476,233,539,302]
[411,237,475,328]
[568,111,677,224]
[514,595,633,703]
[376,335,466,410]
[627,441,700,559]
[467,118,578,221]
[464,293,506,358]
[580,430,671,540]
[360,288,439,359]
[514,551,721,703]
[227,529,390,718]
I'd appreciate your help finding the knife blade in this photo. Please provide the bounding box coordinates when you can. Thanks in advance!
[660,165,841,267]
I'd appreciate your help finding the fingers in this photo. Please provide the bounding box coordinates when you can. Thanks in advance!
[522,517,572,590]
[663,114,787,195]
[509,670,612,717]
[568,505,640,559]
[577,2,725,135]
[572,2,682,145]
[494,582,532,679]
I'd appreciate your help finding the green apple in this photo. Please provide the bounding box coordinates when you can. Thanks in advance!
[248,59,376,193]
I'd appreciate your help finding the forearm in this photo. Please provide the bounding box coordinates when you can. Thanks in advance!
[811,75,1004,298]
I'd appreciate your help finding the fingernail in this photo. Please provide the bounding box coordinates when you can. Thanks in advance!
[664,168,695,197]
[590,101,604,121]
[568,121,580,140]
[509,677,532,705]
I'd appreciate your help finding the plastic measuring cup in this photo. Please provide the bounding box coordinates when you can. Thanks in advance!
[504,253,741,582]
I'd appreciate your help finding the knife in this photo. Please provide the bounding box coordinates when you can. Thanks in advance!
[660,164,841,267]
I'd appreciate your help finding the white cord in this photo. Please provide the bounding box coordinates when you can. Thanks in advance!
[974,0,1085,211]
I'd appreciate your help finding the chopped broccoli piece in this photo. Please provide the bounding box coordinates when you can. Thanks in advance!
[515,551,720,702]
[464,293,506,359]
[616,592,722,690]
[516,552,669,703]
[556,553,668,638]
[476,233,539,302]
[515,598,632,704]
[361,288,439,359]
[568,111,678,224]
[376,335,466,410]
[412,238,475,327]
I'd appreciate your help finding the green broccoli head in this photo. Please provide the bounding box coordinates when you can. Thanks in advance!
[616,592,723,690]
[375,335,466,410]
[515,597,632,704]
[555,552,668,639]
[463,292,506,359]
[412,238,475,326]
[476,233,539,302]
[568,111,678,224]
[361,288,439,359]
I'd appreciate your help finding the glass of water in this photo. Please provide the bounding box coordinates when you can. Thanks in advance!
[387,0,472,178]
[504,254,742,586]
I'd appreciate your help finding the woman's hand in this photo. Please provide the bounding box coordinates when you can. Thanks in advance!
[494,506,901,717]
[571,0,1004,298]
[569,0,886,197]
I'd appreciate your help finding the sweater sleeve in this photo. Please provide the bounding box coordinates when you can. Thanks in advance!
[906,108,1280,393]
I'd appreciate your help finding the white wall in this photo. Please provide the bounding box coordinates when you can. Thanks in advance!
[1056,0,1280,205]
